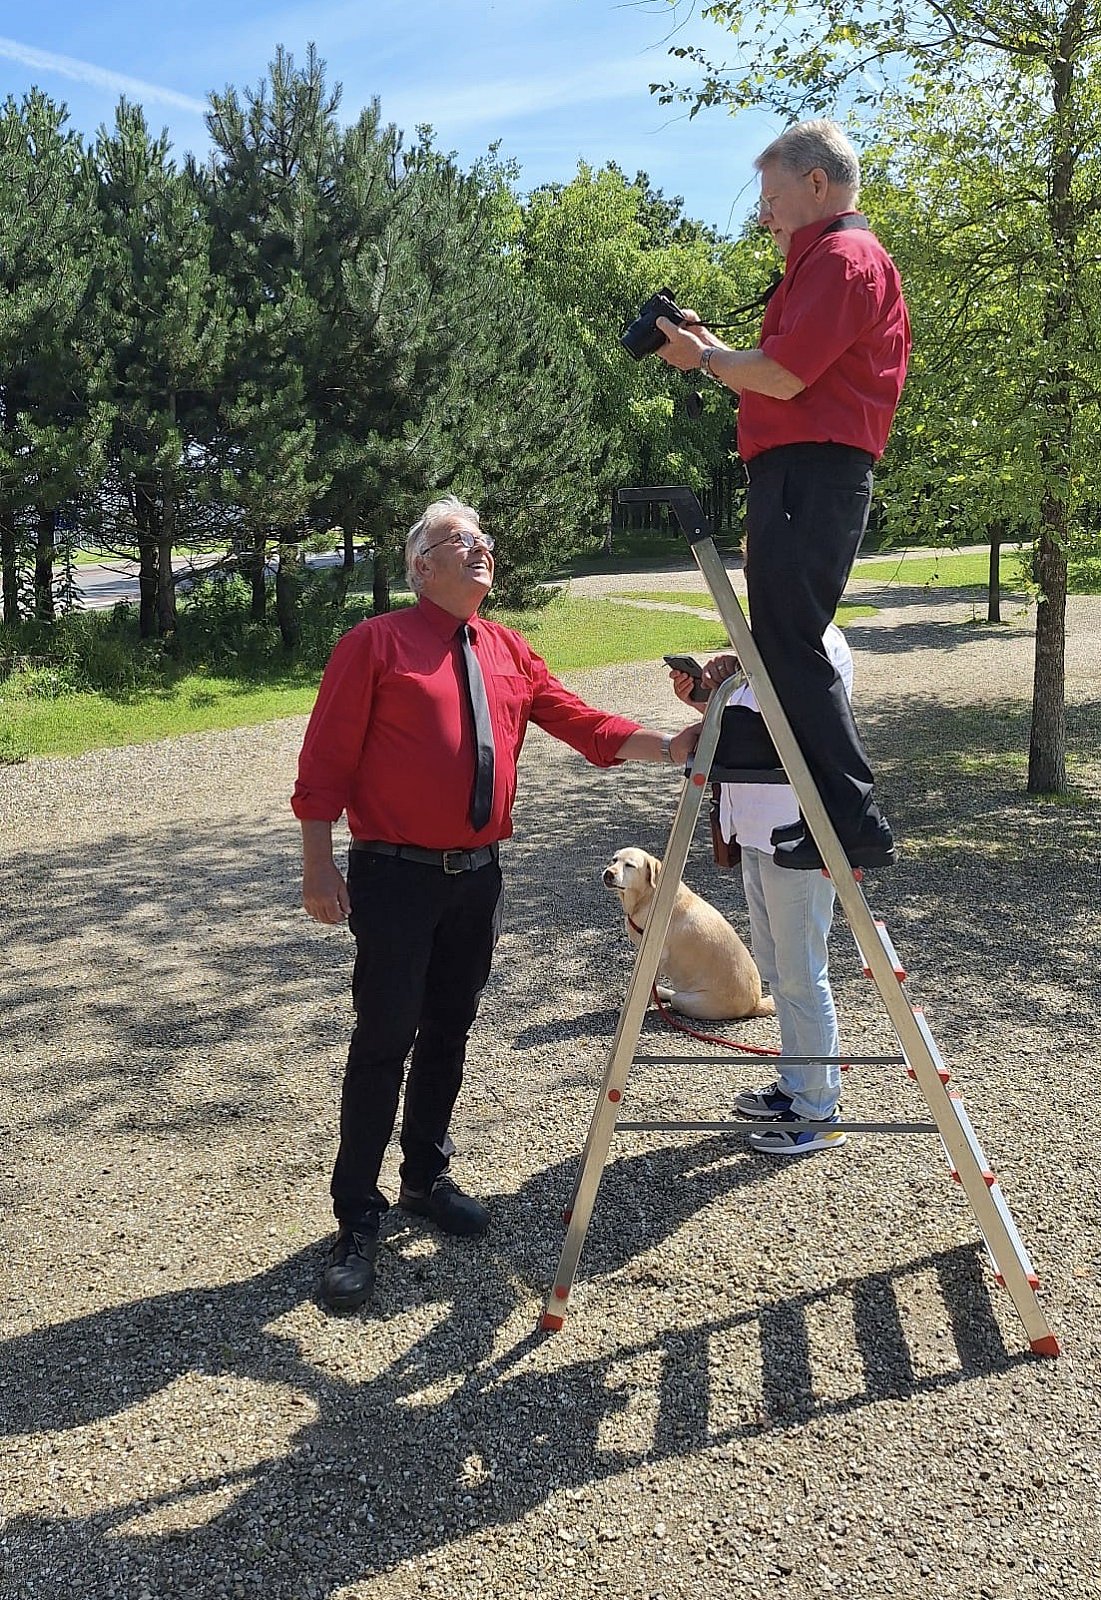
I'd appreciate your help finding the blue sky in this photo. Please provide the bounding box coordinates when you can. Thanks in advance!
[0,0,780,236]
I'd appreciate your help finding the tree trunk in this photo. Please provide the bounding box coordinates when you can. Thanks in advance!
[157,485,177,637]
[1027,45,1075,793]
[248,530,267,621]
[372,542,391,614]
[135,482,159,640]
[33,506,57,622]
[1,509,22,626]
[342,517,357,570]
[987,533,1002,624]
[275,534,302,649]
[1028,519,1068,792]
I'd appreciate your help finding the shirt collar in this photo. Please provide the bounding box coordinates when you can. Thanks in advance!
[416,594,483,639]
[786,211,858,274]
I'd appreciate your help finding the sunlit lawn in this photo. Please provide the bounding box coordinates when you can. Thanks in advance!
[2,593,740,760]
[850,551,1027,588]
[0,675,323,761]
[611,591,876,626]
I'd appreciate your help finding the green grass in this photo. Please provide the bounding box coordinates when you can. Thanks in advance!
[610,590,877,626]
[493,594,729,672]
[851,551,1025,588]
[853,547,1101,596]
[1,674,322,760]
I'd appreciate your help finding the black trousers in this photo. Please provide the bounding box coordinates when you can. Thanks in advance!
[744,442,877,835]
[331,849,503,1225]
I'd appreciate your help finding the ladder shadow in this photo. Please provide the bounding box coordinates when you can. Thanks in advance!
[1,1164,1028,1600]
[633,1242,1026,1456]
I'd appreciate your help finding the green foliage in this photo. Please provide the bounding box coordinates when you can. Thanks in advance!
[518,161,757,527]
[653,0,1101,790]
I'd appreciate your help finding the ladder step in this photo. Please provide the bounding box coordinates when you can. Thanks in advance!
[633,1054,904,1066]
[853,918,907,981]
[905,1009,951,1084]
[616,1119,939,1134]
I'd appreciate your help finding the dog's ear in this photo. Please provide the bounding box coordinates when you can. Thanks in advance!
[646,857,659,886]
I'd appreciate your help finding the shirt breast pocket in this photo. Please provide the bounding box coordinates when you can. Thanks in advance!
[487,670,532,750]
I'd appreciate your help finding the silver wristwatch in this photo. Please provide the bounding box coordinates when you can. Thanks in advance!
[699,345,723,384]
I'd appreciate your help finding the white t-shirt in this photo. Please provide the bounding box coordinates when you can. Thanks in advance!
[718,624,855,854]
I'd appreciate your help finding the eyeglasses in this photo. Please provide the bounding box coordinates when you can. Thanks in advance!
[420,529,495,556]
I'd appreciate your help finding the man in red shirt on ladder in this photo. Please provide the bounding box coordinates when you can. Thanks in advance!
[655,118,911,872]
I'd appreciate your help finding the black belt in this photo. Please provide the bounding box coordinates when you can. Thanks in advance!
[744,441,875,482]
[350,839,499,875]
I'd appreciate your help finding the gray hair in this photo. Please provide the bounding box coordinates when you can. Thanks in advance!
[404,495,482,591]
[755,119,860,201]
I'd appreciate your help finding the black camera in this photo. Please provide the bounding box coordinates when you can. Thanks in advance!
[620,286,687,360]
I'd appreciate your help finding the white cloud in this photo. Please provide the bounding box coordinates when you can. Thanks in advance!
[378,53,657,135]
[0,34,208,114]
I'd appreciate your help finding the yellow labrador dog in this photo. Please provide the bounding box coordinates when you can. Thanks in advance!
[602,847,775,1021]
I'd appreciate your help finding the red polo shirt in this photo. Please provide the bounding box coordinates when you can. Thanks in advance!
[291,597,641,849]
[737,214,911,463]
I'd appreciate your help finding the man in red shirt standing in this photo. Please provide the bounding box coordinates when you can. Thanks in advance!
[655,119,911,870]
[293,495,699,1311]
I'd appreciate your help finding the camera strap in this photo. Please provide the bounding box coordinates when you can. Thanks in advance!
[712,212,871,328]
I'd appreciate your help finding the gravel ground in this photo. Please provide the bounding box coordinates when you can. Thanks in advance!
[2,565,1100,1600]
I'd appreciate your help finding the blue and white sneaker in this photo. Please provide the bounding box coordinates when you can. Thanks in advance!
[734,1081,794,1119]
[748,1110,847,1156]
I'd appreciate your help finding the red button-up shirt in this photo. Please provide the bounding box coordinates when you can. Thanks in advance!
[291,597,642,848]
[737,215,911,463]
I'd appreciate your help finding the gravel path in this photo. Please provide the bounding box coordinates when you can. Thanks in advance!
[2,566,1100,1600]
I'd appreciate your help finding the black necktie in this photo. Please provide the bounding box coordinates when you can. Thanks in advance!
[459,623,495,831]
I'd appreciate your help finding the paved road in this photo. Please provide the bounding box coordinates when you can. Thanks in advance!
[74,552,353,610]
[74,558,149,609]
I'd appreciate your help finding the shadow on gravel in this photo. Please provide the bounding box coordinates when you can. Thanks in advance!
[841,608,1035,657]
[1,1136,1023,1600]
[1,684,1097,1160]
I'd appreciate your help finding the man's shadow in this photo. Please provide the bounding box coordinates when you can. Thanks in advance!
[3,1139,1025,1599]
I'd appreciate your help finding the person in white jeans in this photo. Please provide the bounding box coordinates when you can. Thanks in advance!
[670,623,853,1155]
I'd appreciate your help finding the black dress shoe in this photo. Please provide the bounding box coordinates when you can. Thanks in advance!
[398,1174,489,1237]
[773,812,897,871]
[321,1221,379,1311]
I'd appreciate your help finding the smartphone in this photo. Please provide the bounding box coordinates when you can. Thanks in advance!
[663,654,709,702]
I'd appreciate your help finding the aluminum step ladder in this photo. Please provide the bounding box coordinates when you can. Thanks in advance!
[540,485,1059,1359]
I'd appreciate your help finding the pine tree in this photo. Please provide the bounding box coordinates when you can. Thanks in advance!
[91,102,230,639]
[0,91,104,626]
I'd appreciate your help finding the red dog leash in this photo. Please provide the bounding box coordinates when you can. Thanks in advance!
[627,913,780,1058]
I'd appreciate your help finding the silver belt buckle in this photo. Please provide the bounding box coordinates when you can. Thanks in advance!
[442,850,466,874]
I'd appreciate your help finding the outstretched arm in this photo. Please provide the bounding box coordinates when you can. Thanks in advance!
[615,724,700,765]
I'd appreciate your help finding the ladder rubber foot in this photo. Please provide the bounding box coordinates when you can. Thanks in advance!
[541,1312,565,1332]
[1029,1334,1061,1359]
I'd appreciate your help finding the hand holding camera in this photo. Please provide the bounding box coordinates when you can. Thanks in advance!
[620,286,719,372]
